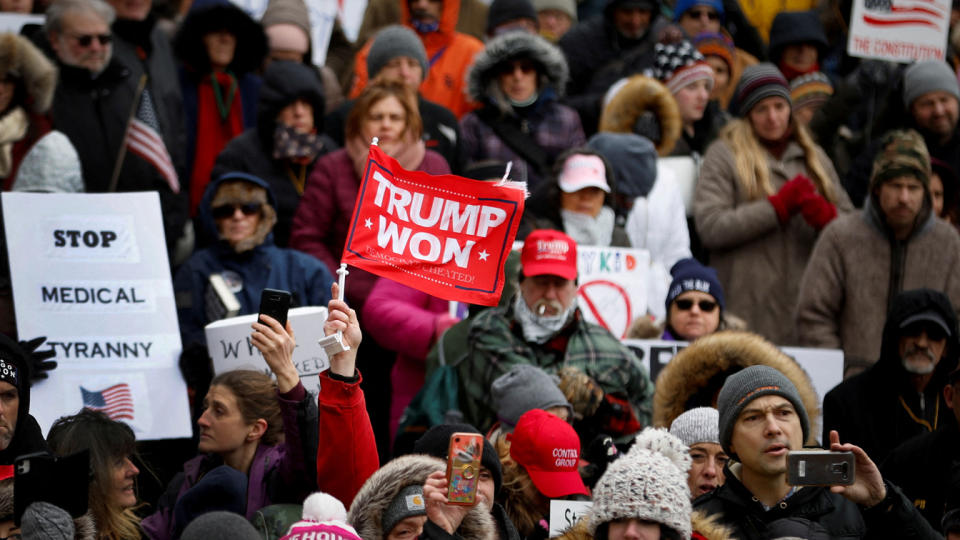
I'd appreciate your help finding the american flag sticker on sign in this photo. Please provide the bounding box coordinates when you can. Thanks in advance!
[81,383,134,420]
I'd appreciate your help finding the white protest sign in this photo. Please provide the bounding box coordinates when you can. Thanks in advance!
[0,13,43,33]
[623,339,843,425]
[549,500,593,538]
[847,0,949,63]
[577,246,650,339]
[205,307,330,394]
[3,192,191,440]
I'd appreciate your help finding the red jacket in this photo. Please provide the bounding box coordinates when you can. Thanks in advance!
[349,0,482,118]
[316,369,379,507]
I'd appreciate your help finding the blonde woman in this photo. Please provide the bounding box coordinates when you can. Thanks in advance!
[693,63,852,345]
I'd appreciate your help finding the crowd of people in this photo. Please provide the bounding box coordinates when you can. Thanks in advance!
[1,0,960,538]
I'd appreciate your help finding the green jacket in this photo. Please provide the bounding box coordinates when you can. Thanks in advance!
[459,299,654,434]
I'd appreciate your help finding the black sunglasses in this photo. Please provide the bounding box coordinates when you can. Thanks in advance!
[211,202,262,219]
[685,8,720,20]
[68,32,112,46]
[901,323,948,342]
[674,299,718,312]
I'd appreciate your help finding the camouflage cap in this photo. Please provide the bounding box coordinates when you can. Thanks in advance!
[870,129,931,190]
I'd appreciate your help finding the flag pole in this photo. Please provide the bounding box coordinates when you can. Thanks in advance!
[109,74,148,193]
[318,263,351,356]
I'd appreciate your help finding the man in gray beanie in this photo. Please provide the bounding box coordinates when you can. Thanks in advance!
[694,364,940,539]
[670,407,728,499]
[323,25,461,170]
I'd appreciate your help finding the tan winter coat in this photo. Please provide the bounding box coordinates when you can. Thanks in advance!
[796,204,960,374]
[652,330,821,444]
[693,137,853,345]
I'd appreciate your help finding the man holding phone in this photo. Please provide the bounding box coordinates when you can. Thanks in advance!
[694,365,938,539]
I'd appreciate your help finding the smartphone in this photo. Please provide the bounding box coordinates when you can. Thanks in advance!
[14,450,90,525]
[787,450,855,486]
[258,288,292,328]
[446,432,484,506]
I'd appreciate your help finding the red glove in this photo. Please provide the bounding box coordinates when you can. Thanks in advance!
[768,174,815,224]
[798,191,837,229]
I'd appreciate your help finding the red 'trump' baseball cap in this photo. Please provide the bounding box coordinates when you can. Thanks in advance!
[521,230,578,281]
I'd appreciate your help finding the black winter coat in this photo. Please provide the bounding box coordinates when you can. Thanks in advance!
[694,466,941,539]
[882,419,960,531]
[51,59,188,256]
[822,289,960,464]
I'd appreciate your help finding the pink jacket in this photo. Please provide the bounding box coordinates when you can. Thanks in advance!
[289,148,451,309]
[363,278,452,441]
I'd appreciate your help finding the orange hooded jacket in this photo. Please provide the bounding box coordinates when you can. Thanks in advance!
[349,0,483,118]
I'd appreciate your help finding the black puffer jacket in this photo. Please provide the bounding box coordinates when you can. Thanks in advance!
[822,288,960,464]
[212,61,337,247]
[694,464,941,539]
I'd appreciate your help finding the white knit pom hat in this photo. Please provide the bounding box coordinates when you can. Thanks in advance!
[588,428,692,538]
[281,492,363,540]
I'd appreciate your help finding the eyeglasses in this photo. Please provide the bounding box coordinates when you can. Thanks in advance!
[901,323,948,342]
[685,8,719,20]
[67,32,112,47]
[674,299,718,312]
[211,202,262,219]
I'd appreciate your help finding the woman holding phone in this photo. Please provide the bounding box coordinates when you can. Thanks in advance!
[142,314,318,539]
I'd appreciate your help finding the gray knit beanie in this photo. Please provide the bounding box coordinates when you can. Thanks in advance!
[732,63,791,117]
[21,502,75,540]
[367,25,429,80]
[588,428,692,538]
[717,365,810,457]
[382,485,426,535]
[669,407,719,447]
[902,60,960,109]
[492,364,573,431]
[533,0,577,21]
[181,511,261,540]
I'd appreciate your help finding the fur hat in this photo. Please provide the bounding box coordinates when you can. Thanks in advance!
[588,428,692,538]
[869,129,931,190]
[0,33,56,114]
[669,407,719,447]
[716,365,810,457]
[732,63,791,117]
[281,492,363,540]
[367,26,428,80]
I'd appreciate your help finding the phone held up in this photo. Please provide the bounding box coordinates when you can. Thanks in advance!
[446,432,484,506]
[14,450,90,526]
[787,450,855,486]
[258,288,292,328]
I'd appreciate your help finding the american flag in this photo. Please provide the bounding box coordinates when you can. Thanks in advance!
[126,88,180,194]
[81,383,134,421]
[862,0,947,30]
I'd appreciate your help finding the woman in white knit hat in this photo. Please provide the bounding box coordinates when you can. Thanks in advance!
[669,407,728,500]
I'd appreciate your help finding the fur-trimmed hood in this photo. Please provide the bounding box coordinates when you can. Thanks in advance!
[173,0,267,76]
[0,32,56,114]
[348,454,496,540]
[467,32,568,110]
[652,331,820,446]
[599,75,681,156]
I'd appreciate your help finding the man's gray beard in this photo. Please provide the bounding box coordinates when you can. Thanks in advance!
[514,294,576,344]
[901,347,937,375]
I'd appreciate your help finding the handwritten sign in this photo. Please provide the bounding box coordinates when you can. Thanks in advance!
[205,307,330,394]
[549,500,593,537]
[848,0,949,63]
[3,192,190,439]
[577,246,650,339]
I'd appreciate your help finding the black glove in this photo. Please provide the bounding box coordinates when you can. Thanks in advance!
[19,336,57,381]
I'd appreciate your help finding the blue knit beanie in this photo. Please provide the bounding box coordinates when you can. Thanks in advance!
[673,0,724,22]
[665,258,725,313]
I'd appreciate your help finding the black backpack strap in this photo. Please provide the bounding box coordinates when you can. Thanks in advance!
[477,108,550,179]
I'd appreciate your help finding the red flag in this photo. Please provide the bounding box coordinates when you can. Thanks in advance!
[342,144,526,306]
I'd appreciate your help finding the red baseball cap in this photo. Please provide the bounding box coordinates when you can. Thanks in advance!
[521,230,578,281]
[507,409,588,498]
